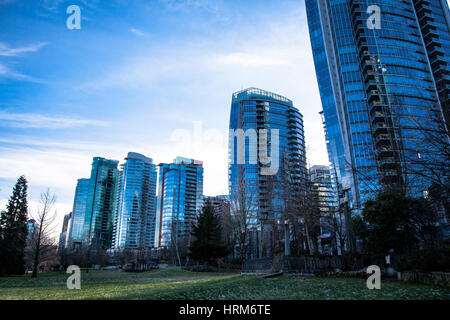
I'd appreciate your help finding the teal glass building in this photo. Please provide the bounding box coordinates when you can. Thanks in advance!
[84,157,120,249]
[156,157,204,248]
[113,152,157,250]
[305,0,449,209]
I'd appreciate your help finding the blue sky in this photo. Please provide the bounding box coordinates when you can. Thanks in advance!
[0,0,328,232]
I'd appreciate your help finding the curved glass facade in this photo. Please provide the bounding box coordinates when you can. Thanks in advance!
[113,152,157,250]
[228,88,308,222]
[306,0,448,208]
[413,0,450,128]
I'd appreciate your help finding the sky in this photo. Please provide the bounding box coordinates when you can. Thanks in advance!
[0,0,328,234]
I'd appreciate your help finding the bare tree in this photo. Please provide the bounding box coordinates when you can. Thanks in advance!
[405,109,450,194]
[28,189,58,277]
[229,177,258,262]
[278,158,320,256]
[169,220,182,266]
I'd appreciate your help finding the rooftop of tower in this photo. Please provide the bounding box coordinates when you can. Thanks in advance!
[232,87,292,104]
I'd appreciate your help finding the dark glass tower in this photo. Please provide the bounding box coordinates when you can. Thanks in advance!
[305,0,449,209]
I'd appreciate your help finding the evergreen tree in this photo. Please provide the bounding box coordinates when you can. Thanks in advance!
[0,176,29,276]
[189,202,229,265]
[351,191,439,255]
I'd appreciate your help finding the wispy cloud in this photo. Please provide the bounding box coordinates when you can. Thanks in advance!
[0,63,29,79]
[0,42,48,57]
[0,42,48,82]
[129,28,149,37]
[0,111,108,129]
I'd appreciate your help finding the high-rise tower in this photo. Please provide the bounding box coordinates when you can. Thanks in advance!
[228,88,308,220]
[156,157,204,248]
[66,178,90,251]
[113,152,157,250]
[305,0,449,209]
[84,157,120,249]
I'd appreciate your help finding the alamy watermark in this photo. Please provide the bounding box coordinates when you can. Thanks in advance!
[170,121,280,176]
[366,265,381,290]
[229,128,280,176]
[367,5,381,30]
[66,5,81,30]
[66,265,81,290]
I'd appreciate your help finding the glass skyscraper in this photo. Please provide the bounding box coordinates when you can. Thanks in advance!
[113,152,157,250]
[228,87,308,231]
[305,0,449,209]
[66,178,90,251]
[156,157,204,248]
[413,0,450,126]
[58,212,72,255]
[309,165,338,254]
[84,157,120,249]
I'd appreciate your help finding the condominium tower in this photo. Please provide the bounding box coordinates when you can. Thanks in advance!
[113,152,157,250]
[228,88,308,222]
[305,0,449,209]
[156,157,204,248]
[84,157,120,249]
[66,178,90,250]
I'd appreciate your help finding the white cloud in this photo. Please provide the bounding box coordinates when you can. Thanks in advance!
[0,3,329,236]
[77,5,328,169]
[0,42,48,57]
[0,129,229,235]
[129,28,149,37]
[0,42,48,82]
[0,63,44,83]
[0,111,108,129]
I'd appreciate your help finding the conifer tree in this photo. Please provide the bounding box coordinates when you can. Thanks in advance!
[189,202,229,265]
[0,176,29,276]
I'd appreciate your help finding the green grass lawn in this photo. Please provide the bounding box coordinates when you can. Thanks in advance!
[0,268,448,300]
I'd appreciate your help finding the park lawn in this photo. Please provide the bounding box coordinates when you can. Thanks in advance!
[0,267,448,300]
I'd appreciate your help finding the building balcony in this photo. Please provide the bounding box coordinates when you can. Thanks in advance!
[373,122,388,134]
[422,28,438,43]
[368,102,384,114]
[428,45,444,59]
[375,134,390,147]
[380,157,397,167]
[415,4,432,18]
[376,146,394,157]
[370,111,385,124]
[381,169,399,177]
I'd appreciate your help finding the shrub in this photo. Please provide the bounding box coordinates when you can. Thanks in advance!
[392,246,450,272]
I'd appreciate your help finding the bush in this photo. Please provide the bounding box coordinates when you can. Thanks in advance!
[392,246,450,272]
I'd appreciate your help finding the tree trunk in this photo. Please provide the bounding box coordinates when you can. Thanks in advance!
[32,241,40,278]
[304,220,314,256]
[31,227,42,278]
[284,223,291,256]
[259,223,264,259]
